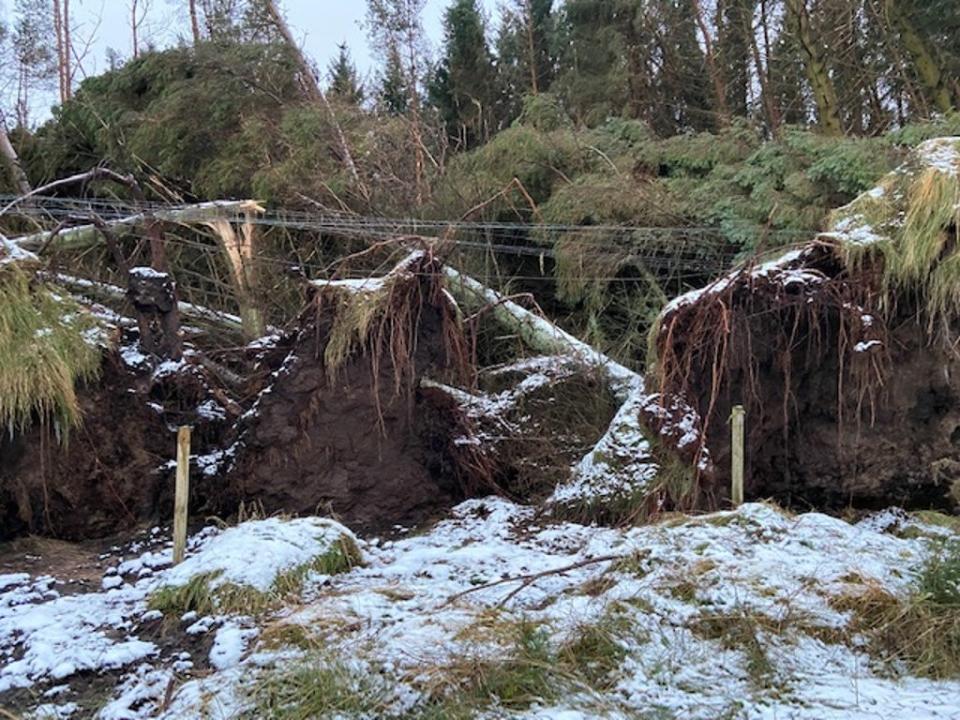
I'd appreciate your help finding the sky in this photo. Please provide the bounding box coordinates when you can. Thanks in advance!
[3,0,501,90]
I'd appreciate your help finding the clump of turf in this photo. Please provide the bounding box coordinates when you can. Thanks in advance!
[148,535,362,618]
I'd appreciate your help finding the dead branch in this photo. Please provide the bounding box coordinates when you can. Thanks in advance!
[442,554,623,607]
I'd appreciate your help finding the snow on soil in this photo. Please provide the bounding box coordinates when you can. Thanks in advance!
[2,501,958,719]
[0,518,355,701]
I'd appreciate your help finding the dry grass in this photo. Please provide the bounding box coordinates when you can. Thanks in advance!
[831,542,960,679]
[0,266,102,435]
[245,656,390,719]
[417,612,638,717]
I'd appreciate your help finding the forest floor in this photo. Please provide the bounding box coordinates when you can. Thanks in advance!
[2,497,960,719]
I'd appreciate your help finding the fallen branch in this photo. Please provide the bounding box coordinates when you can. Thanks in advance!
[0,167,138,218]
[442,554,623,608]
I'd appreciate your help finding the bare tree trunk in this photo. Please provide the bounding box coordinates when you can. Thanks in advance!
[262,0,367,201]
[0,116,32,196]
[53,0,66,103]
[692,0,730,127]
[189,0,202,45]
[785,0,842,135]
[63,0,73,100]
[753,0,782,135]
[523,0,539,95]
[404,34,427,207]
[15,63,29,129]
[884,0,954,114]
[131,0,140,59]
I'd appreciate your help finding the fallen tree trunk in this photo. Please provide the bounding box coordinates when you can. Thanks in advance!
[14,200,257,252]
[442,265,660,521]
[442,266,640,400]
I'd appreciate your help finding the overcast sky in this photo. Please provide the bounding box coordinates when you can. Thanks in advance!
[9,0,502,89]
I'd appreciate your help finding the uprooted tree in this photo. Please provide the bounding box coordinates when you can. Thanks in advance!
[643,137,960,512]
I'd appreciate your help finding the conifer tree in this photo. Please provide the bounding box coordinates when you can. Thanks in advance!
[430,0,497,147]
[495,0,555,124]
[327,42,363,104]
[377,46,410,115]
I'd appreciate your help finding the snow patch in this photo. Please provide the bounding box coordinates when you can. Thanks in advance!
[161,517,358,593]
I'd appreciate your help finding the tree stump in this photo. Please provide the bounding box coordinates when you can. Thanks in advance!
[127,266,182,360]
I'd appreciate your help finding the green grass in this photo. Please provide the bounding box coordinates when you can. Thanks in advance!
[0,266,102,435]
[246,657,388,719]
[833,541,960,679]
[149,535,362,618]
[919,540,960,606]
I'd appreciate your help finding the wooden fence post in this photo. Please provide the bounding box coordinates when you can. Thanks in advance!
[173,426,191,565]
[731,405,745,507]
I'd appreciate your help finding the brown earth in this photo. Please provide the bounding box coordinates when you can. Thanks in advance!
[0,349,230,541]
[223,305,474,534]
[648,244,960,511]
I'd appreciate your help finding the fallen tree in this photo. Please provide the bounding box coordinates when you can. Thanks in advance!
[644,137,960,511]
[443,265,663,520]
[221,249,494,531]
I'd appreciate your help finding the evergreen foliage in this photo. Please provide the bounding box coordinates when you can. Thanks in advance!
[326,43,363,104]
[430,0,498,148]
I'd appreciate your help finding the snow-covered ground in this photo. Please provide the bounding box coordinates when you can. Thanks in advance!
[1,500,958,719]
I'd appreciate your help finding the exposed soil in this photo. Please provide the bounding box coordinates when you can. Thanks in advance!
[0,345,231,541]
[649,244,960,511]
[0,357,171,541]
[224,304,473,534]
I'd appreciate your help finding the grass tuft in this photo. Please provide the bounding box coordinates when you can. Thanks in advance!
[245,656,388,719]
[148,534,362,618]
[0,267,102,436]
[832,541,960,679]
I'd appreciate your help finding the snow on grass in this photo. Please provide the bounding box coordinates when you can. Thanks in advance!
[917,136,960,178]
[158,500,960,719]
[161,517,357,593]
[2,502,959,718]
[0,517,357,706]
